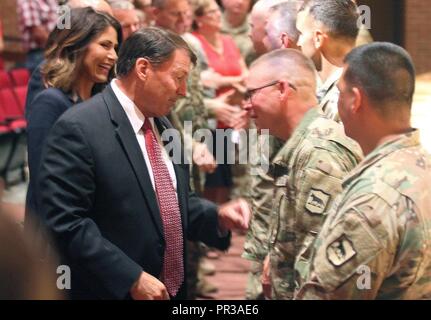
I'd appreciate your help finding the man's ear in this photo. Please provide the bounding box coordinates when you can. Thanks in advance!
[351,87,362,113]
[313,29,326,50]
[278,80,294,101]
[135,58,150,82]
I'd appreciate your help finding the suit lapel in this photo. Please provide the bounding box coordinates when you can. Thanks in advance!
[102,85,164,238]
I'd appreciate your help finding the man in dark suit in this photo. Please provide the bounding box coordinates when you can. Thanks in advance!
[38,27,250,300]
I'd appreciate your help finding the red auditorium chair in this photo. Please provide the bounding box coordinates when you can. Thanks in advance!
[0,87,24,118]
[9,68,30,87]
[0,99,26,130]
[0,70,13,88]
[13,86,28,112]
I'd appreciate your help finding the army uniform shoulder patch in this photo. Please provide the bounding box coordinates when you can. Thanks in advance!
[326,234,357,267]
[305,188,331,215]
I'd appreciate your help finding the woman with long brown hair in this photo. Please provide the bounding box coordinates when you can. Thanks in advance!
[26,7,122,234]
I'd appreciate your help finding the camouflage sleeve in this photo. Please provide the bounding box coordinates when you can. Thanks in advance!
[296,193,395,300]
[243,167,275,262]
[294,147,358,272]
[243,136,285,262]
[269,147,353,298]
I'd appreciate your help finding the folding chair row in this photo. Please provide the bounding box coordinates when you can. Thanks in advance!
[0,86,28,130]
[0,68,30,89]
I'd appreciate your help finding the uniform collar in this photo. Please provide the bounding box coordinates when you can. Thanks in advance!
[316,68,343,100]
[342,129,421,189]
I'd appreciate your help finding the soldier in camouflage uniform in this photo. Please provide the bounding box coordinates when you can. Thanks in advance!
[268,111,362,299]
[296,0,360,121]
[242,0,302,299]
[296,43,431,300]
[243,48,362,300]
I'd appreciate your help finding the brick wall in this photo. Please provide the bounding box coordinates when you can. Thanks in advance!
[404,0,431,74]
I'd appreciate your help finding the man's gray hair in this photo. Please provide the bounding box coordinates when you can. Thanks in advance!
[109,0,135,10]
[251,48,317,91]
[267,1,300,43]
[252,0,289,13]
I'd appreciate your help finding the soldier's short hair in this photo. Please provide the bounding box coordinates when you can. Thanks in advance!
[267,1,300,43]
[251,48,317,91]
[344,42,416,108]
[299,0,359,40]
[117,27,197,77]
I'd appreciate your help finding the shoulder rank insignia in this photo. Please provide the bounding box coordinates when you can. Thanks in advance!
[305,188,330,215]
[326,234,357,267]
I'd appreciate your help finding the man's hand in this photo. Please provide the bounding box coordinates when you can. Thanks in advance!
[231,109,250,130]
[130,271,170,300]
[192,142,217,173]
[206,90,242,127]
[218,198,251,232]
[261,255,272,299]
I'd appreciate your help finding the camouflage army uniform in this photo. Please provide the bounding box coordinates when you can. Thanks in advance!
[221,13,257,66]
[316,68,343,122]
[243,133,285,299]
[243,71,345,300]
[296,130,431,300]
[268,108,363,300]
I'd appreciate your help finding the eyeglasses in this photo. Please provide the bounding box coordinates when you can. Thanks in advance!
[245,80,297,102]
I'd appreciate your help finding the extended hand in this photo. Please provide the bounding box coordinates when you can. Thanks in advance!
[130,271,170,300]
[192,142,217,173]
[211,91,241,127]
[217,198,251,232]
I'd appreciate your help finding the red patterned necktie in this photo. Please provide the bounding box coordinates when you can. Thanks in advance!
[142,118,184,297]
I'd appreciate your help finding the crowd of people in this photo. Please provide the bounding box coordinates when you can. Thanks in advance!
[0,0,430,300]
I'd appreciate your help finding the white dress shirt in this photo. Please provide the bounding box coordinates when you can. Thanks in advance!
[110,79,178,196]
